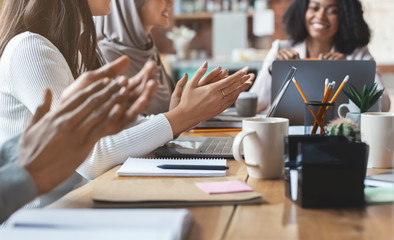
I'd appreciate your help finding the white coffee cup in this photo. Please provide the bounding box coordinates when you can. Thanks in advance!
[361,112,394,168]
[338,98,382,118]
[232,117,289,179]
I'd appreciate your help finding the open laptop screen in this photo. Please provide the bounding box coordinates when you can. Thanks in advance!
[270,60,375,125]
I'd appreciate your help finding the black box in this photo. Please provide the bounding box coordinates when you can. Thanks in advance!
[284,135,368,208]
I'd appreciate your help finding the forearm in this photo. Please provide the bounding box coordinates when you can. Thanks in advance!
[77,114,173,180]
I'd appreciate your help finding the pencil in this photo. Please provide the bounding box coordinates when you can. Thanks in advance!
[324,78,329,95]
[312,83,334,134]
[329,75,349,103]
[191,128,242,133]
[292,77,324,130]
[292,78,308,103]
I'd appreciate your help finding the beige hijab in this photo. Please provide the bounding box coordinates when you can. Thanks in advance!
[95,0,175,114]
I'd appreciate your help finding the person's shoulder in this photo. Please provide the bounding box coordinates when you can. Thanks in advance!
[347,45,373,60]
[6,32,54,49]
[3,31,64,66]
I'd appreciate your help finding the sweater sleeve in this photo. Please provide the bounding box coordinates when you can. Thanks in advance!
[0,135,37,223]
[77,114,174,180]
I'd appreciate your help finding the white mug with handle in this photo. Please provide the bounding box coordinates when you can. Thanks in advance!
[232,118,289,179]
[338,98,382,118]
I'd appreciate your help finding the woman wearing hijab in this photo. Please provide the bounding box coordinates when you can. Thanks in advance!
[0,0,253,187]
[95,0,175,114]
[250,0,390,112]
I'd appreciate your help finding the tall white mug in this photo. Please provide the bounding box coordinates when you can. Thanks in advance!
[232,118,289,179]
[361,112,394,168]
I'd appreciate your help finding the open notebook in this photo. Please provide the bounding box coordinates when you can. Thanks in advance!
[117,157,227,177]
[3,209,193,240]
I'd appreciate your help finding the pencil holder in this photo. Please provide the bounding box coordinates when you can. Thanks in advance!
[304,101,335,135]
[284,135,368,208]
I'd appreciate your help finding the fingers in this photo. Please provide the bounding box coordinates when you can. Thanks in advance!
[175,73,188,93]
[78,84,128,138]
[218,68,229,80]
[276,49,300,60]
[129,60,156,87]
[125,79,157,120]
[90,55,131,80]
[210,68,248,90]
[27,89,53,130]
[198,67,221,86]
[188,61,208,88]
[319,52,346,60]
[57,80,122,130]
[222,75,255,105]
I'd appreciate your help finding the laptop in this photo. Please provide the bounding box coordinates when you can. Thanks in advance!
[271,60,376,125]
[153,67,297,159]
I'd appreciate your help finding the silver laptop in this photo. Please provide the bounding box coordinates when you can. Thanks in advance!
[271,60,376,125]
[153,67,297,158]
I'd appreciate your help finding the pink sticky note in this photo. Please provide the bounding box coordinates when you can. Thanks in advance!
[195,180,253,194]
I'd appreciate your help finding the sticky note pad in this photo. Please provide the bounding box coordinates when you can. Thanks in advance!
[195,180,253,194]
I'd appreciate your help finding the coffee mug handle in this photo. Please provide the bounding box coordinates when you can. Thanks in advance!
[337,103,350,118]
[232,130,259,168]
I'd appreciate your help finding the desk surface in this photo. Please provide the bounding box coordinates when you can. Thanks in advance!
[48,132,393,240]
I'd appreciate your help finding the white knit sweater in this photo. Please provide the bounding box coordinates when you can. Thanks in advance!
[0,32,174,180]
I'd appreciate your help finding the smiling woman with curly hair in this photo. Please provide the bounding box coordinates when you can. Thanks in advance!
[250,0,390,112]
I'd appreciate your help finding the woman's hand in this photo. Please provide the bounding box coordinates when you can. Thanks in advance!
[165,62,254,136]
[18,58,156,195]
[275,48,300,60]
[318,52,346,60]
[268,48,300,73]
[169,65,229,111]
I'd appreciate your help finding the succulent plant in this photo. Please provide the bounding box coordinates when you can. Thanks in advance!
[326,118,361,142]
[343,83,384,113]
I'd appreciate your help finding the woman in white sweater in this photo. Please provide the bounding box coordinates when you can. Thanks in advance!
[0,0,253,187]
[250,0,390,112]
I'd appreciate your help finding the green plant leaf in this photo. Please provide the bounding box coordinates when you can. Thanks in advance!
[368,89,384,110]
[347,85,363,106]
[368,83,378,98]
[361,84,368,98]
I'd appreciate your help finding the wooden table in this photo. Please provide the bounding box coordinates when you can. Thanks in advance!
[48,131,393,240]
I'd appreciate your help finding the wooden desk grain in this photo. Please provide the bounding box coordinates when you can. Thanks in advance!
[48,147,248,240]
[48,131,393,240]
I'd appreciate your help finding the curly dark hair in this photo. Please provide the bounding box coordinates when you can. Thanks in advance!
[282,0,371,55]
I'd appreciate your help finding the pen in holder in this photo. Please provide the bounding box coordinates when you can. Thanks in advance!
[304,101,335,135]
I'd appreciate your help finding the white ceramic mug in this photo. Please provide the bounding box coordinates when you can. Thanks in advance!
[338,98,382,118]
[232,117,289,179]
[361,112,394,168]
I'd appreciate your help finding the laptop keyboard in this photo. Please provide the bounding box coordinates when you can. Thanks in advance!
[198,137,234,154]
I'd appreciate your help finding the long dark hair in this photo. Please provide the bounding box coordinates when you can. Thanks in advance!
[282,0,371,55]
[0,0,102,78]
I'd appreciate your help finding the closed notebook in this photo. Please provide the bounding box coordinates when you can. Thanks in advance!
[4,209,193,240]
[117,157,227,177]
[92,177,263,208]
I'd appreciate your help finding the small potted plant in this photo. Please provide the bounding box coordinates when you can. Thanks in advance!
[343,83,384,113]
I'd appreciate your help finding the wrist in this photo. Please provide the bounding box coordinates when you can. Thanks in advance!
[164,106,201,136]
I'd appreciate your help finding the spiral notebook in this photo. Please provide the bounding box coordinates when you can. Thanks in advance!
[117,157,227,177]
